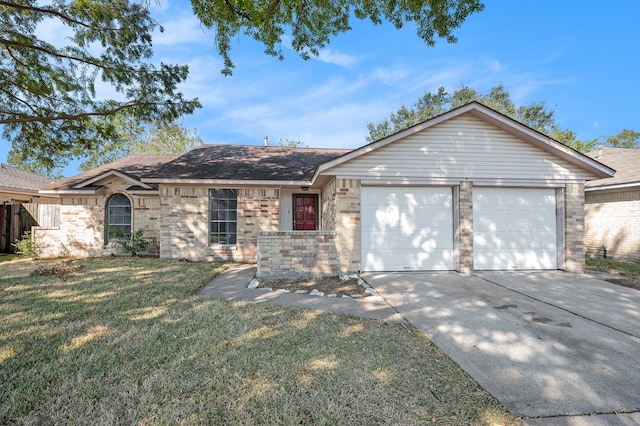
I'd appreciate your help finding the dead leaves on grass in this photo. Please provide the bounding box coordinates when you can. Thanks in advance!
[32,260,85,281]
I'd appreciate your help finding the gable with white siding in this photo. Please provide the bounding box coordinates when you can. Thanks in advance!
[321,114,598,181]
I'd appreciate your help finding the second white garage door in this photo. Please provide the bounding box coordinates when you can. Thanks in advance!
[473,187,558,270]
[361,187,454,271]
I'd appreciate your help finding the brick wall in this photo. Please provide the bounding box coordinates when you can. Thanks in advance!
[458,181,473,273]
[159,186,279,262]
[564,183,585,271]
[34,178,163,258]
[321,178,337,231]
[585,188,640,261]
[256,231,340,277]
[333,179,361,273]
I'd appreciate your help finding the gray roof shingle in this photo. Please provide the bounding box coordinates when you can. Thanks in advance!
[41,145,351,191]
[0,163,54,192]
[148,144,350,181]
[586,147,638,189]
[41,155,178,191]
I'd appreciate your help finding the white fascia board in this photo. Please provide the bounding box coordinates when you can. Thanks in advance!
[358,177,461,186]
[142,178,312,187]
[585,182,640,192]
[74,170,153,190]
[127,190,160,196]
[0,187,38,195]
[470,179,574,187]
[39,188,104,195]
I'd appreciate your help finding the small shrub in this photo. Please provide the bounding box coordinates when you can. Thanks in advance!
[108,227,157,256]
[12,231,41,258]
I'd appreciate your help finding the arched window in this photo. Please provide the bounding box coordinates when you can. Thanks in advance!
[106,194,131,243]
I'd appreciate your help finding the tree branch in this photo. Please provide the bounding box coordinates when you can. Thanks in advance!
[0,102,144,124]
[0,37,107,69]
[0,1,94,30]
[223,0,252,21]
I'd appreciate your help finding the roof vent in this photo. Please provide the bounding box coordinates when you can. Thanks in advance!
[264,136,269,147]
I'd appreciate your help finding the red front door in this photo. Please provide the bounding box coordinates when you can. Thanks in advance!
[294,195,318,230]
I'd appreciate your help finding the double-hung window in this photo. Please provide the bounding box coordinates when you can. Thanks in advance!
[209,189,237,245]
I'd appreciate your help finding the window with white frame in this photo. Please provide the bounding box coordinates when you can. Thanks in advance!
[209,189,237,245]
[106,193,131,243]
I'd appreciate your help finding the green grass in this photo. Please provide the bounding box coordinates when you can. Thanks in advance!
[586,257,640,290]
[0,258,519,425]
[0,254,20,263]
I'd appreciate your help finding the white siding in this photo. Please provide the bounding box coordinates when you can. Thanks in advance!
[324,115,593,181]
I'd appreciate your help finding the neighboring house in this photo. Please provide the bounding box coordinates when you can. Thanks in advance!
[38,102,614,275]
[0,163,59,253]
[585,147,640,261]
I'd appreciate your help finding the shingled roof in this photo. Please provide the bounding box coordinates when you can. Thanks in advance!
[41,155,178,191]
[144,144,351,183]
[0,163,54,192]
[586,147,637,190]
[40,145,352,192]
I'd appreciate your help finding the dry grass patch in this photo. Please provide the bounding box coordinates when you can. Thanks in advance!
[0,258,520,425]
[586,257,640,290]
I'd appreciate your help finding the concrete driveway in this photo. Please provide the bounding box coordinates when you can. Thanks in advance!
[361,271,640,424]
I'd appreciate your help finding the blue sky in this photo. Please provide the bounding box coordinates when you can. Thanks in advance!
[3,1,639,177]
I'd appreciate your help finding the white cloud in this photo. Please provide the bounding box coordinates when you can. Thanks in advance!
[153,15,210,46]
[315,48,359,67]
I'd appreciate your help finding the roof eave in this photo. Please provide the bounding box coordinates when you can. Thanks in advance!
[74,170,153,190]
[585,181,640,192]
[39,188,105,195]
[142,178,313,186]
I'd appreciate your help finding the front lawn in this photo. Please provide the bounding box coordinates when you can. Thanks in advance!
[586,257,640,291]
[0,258,519,425]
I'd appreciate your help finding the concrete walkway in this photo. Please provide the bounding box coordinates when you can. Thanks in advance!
[198,263,404,322]
[363,271,640,425]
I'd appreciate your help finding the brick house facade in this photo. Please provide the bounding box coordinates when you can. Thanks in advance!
[38,103,613,275]
[585,148,640,261]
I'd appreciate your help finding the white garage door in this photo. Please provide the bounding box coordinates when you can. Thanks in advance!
[361,187,453,271]
[473,188,557,270]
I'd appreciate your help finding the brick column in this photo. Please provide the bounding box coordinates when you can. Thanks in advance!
[564,183,585,271]
[459,181,473,273]
[334,179,361,273]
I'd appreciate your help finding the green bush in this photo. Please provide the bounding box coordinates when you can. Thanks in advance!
[108,227,157,256]
[12,231,41,258]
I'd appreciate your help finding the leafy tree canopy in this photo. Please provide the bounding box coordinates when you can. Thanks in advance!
[366,84,638,153]
[191,0,485,75]
[78,115,203,172]
[1,0,201,177]
[277,138,308,148]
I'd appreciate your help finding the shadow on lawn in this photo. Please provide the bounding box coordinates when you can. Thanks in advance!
[0,258,517,425]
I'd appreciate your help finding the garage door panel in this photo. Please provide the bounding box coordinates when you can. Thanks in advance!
[475,216,556,233]
[361,187,453,271]
[474,250,556,270]
[474,190,556,208]
[365,250,453,271]
[473,188,557,270]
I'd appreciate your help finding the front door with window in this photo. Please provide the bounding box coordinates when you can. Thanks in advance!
[293,195,318,230]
